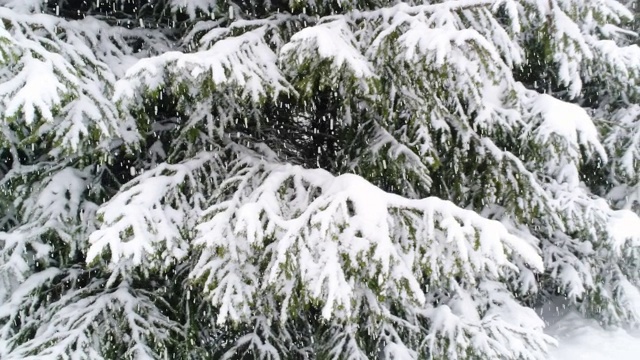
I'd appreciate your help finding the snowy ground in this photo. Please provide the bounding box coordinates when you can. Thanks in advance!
[539,298,640,360]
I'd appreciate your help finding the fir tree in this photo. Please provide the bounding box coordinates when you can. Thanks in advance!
[0,0,639,359]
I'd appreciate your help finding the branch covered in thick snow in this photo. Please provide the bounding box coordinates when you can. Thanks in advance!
[87,151,224,275]
[190,160,548,357]
[0,8,141,153]
[0,167,95,295]
[4,279,180,360]
[115,26,291,105]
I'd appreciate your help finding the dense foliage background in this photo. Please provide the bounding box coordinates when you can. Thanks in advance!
[1,0,640,358]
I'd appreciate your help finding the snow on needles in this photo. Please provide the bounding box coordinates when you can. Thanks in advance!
[280,19,374,78]
[2,0,640,358]
[529,94,607,163]
[191,161,544,340]
[115,26,290,104]
[88,152,222,275]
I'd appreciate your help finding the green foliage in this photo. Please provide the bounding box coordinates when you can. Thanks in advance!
[1,0,640,359]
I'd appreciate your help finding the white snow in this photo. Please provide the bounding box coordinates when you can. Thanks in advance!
[608,209,640,251]
[529,93,607,162]
[549,315,640,360]
[116,26,289,104]
[2,0,640,357]
[538,299,640,360]
[280,19,374,78]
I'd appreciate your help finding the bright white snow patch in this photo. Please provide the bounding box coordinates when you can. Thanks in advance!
[529,94,607,161]
[548,313,640,360]
[280,19,374,78]
[608,209,640,251]
[538,298,640,360]
[115,27,288,103]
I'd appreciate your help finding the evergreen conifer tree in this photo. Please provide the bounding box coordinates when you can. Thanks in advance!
[0,0,640,359]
